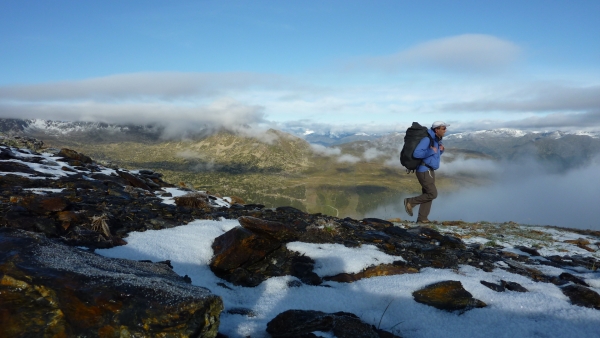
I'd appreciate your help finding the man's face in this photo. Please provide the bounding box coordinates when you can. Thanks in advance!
[435,126,447,138]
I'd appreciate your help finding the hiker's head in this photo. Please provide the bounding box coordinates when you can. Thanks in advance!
[431,121,449,137]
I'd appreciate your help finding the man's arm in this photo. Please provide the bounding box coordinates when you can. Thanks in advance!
[413,137,436,159]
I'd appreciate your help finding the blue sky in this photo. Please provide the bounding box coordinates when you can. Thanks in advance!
[1,0,599,136]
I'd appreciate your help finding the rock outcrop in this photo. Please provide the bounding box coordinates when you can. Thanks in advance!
[209,216,318,287]
[0,228,223,338]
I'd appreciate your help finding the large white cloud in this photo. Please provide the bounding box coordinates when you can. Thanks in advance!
[446,83,600,112]
[0,97,266,139]
[0,72,292,101]
[356,34,522,73]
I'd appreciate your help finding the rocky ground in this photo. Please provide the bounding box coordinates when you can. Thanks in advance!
[1,136,599,338]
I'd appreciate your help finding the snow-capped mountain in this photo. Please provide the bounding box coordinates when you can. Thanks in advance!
[282,127,385,146]
[446,128,599,140]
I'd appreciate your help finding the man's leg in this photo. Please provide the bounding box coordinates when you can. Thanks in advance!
[408,170,437,222]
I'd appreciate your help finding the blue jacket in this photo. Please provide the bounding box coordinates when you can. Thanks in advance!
[413,129,444,172]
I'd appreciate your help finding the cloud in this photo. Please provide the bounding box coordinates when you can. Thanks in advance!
[356,34,522,73]
[0,97,266,139]
[448,110,600,133]
[337,154,361,164]
[441,155,503,177]
[310,143,342,156]
[362,147,386,161]
[430,156,600,229]
[0,72,289,101]
[367,155,600,230]
[446,83,600,112]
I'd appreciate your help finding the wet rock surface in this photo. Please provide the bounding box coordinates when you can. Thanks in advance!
[0,228,223,338]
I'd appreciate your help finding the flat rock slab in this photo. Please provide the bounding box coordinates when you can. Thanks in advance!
[0,228,223,338]
[413,280,486,312]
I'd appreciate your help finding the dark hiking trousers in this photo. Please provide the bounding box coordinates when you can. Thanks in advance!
[408,169,437,222]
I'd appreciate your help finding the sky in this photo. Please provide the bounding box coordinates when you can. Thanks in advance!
[1,0,600,136]
[96,215,600,338]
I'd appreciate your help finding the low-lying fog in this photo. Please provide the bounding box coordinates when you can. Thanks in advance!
[366,154,600,230]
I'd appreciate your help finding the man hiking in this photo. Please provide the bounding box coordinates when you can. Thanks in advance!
[404,121,449,223]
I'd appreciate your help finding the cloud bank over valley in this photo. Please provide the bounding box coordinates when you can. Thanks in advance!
[368,155,600,230]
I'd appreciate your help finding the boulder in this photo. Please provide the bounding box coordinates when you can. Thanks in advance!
[266,309,400,338]
[238,216,298,242]
[117,170,153,191]
[210,226,281,285]
[561,284,600,309]
[210,224,323,287]
[57,148,93,164]
[0,228,223,337]
[412,280,486,312]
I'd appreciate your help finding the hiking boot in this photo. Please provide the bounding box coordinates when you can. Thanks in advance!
[404,198,413,217]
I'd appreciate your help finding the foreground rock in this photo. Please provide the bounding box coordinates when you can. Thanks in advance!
[412,280,486,312]
[209,216,319,287]
[0,228,223,337]
[266,309,401,338]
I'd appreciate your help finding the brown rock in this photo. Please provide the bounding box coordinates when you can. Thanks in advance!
[117,170,152,191]
[441,221,466,226]
[562,285,600,309]
[210,226,281,276]
[238,216,298,242]
[324,263,419,283]
[565,238,591,246]
[175,192,211,210]
[0,228,223,338]
[413,280,486,312]
[564,238,596,252]
[266,310,334,337]
[266,310,397,338]
[56,210,80,230]
[18,195,69,215]
[229,195,245,204]
[57,148,93,164]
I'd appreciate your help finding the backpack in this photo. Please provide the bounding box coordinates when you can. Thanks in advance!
[400,122,434,172]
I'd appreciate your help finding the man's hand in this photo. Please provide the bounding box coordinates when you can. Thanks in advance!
[439,144,445,152]
[430,146,438,153]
